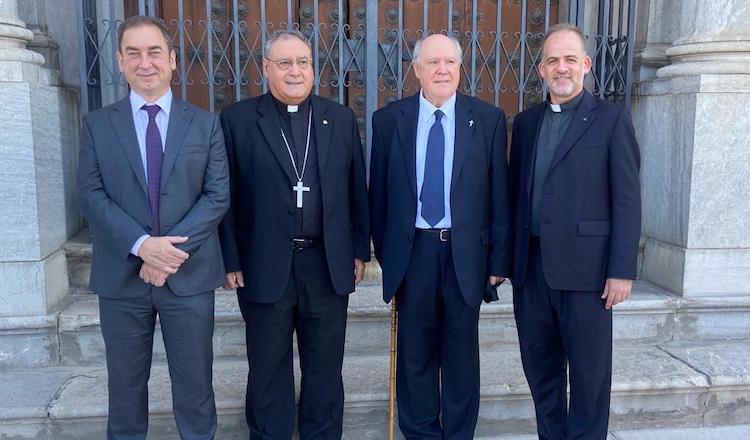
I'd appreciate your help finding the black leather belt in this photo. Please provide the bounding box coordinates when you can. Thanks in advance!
[292,238,322,250]
[415,228,451,242]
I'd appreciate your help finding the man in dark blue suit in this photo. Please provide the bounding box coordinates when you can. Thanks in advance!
[370,34,512,439]
[509,24,641,439]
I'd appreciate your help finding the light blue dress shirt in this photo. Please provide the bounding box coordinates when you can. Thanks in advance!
[128,89,172,256]
[415,90,455,229]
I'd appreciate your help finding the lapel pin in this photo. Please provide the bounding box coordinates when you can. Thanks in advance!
[583,117,588,122]
[469,119,474,127]
[322,119,328,125]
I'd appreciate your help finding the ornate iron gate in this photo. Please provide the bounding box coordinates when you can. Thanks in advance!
[76,0,636,153]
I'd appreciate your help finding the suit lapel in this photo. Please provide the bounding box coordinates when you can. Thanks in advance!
[524,103,546,196]
[160,97,192,189]
[396,94,420,201]
[109,97,148,195]
[311,95,332,178]
[451,93,474,192]
[546,91,599,175]
[257,93,297,184]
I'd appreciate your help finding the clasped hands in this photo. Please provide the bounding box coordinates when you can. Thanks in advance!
[138,236,189,287]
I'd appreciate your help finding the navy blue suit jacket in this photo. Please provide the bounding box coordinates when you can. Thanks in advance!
[509,90,641,291]
[369,92,512,306]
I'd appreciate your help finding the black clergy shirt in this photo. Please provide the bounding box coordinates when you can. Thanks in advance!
[272,94,324,239]
[530,89,584,236]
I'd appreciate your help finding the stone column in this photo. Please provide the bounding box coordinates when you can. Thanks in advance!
[0,0,80,317]
[632,0,682,82]
[633,0,750,296]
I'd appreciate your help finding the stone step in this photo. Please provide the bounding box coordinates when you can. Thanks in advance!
[1,340,748,439]
[3,280,750,370]
[479,424,750,440]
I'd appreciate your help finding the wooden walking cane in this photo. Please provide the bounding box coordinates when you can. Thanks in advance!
[388,296,397,440]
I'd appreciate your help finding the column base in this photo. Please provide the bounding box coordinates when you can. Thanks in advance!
[642,238,750,297]
[0,250,68,317]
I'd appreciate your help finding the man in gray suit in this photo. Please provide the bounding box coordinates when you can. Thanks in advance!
[77,15,229,440]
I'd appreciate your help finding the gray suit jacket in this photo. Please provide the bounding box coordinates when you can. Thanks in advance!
[77,96,230,298]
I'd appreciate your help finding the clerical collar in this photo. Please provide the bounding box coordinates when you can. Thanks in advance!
[271,93,311,115]
[548,90,584,113]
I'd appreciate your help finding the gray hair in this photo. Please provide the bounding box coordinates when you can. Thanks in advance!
[263,29,311,58]
[541,23,587,59]
[412,34,463,63]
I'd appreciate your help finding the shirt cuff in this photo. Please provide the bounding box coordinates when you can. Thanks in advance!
[131,235,150,256]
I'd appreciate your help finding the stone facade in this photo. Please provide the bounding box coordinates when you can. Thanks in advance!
[1,0,749,437]
[634,0,750,297]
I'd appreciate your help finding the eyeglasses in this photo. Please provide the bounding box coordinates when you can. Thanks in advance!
[265,57,313,71]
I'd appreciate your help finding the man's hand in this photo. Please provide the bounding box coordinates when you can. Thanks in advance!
[488,276,506,286]
[225,271,245,290]
[139,263,170,287]
[354,258,366,285]
[601,278,633,309]
[137,236,189,273]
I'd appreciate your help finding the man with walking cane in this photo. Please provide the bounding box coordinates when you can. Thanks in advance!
[370,33,512,439]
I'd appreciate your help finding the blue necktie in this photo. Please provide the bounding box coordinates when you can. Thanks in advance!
[142,104,163,236]
[420,109,445,227]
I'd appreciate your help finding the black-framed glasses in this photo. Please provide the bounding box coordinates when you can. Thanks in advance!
[265,57,313,71]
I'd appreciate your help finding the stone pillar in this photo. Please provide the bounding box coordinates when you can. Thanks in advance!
[0,0,80,316]
[632,0,682,82]
[634,0,750,296]
[17,0,60,75]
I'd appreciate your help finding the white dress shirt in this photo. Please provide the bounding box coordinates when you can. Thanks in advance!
[415,90,455,229]
[128,89,173,255]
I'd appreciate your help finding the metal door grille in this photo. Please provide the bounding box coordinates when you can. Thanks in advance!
[77,0,637,152]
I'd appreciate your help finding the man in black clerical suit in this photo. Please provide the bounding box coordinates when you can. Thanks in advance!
[218,29,370,439]
[369,34,511,439]
[509,24,641,439]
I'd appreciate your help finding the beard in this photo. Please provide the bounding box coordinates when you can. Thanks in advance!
[549,78,577,98]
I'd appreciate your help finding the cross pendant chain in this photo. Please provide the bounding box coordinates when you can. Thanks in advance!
[280,109,313,209]
[293,180,311,208]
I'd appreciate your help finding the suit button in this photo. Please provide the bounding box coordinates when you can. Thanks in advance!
[161,191,168,196]
[543,219,551,225]
[287,210,294,215]
[408,232,413,242]
[524,224,529,229]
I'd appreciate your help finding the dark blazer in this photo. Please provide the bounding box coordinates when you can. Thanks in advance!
[77,96,230,298]
[509,90,641,291]
[369,92,512,307]
[218,93,370,303]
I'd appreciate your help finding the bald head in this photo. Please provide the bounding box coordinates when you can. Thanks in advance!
[413,34,462,107]
[413,34,462,62]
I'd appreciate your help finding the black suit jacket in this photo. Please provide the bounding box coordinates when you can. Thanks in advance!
[369,92,512,307]
[219,93,370,302]
[77,96,230,298]
[509,90,641,291]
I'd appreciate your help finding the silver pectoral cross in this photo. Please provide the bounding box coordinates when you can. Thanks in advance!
[293,180,310,208]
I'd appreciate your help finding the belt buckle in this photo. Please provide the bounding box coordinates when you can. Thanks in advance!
[439,229,449,242]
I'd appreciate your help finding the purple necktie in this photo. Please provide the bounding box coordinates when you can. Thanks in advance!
[142,104,163,236]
